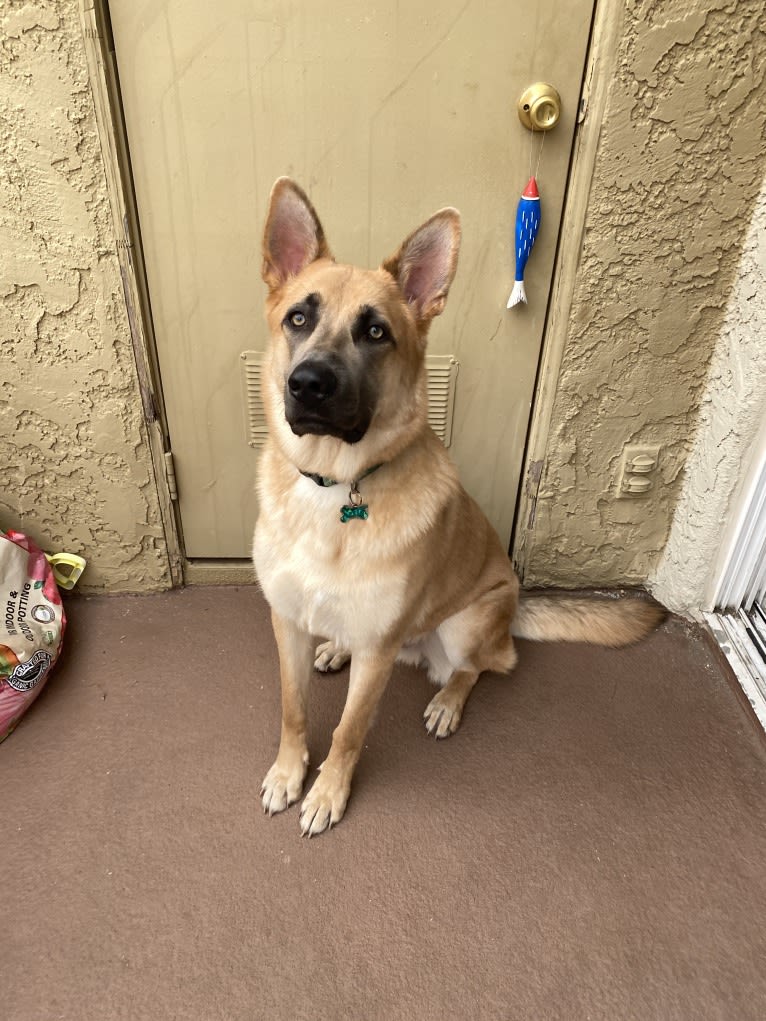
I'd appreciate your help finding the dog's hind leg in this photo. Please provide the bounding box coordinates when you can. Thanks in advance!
[423,669,481,738]
[261,610,315,815]
[314,640,351,672]
[422,589,518,738]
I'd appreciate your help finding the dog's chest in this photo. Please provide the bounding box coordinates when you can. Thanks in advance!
[253,481,407,646]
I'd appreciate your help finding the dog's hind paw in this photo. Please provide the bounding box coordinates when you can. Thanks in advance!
[423,690,464,739]
[314,641,351,673]
[261,757,307,816]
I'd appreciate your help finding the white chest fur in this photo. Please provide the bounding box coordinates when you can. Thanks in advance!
[253,476,407,649]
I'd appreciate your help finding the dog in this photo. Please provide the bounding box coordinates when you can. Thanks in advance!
[253,178,664,836]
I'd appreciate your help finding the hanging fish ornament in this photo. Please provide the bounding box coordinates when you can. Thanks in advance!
[507,176,541,308]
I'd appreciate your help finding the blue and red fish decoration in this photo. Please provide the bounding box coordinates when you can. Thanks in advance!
[507,176,541,308]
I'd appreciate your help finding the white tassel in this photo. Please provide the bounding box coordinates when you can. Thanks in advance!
[506,280,527,308]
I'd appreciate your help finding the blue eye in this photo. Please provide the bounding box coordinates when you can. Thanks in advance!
[290,311,307,328]
[368,324,384,340]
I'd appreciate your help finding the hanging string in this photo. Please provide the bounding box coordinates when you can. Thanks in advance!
[529,129,545,182]
[528,127,534,179]
[534,129,545,180]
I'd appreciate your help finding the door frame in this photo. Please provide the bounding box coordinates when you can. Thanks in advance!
[703,420,766,736]
[511,0,625,578]
[80,0,183,584]
[81,0,616,586]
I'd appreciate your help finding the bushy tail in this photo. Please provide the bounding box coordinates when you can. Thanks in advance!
[511,594,666,648]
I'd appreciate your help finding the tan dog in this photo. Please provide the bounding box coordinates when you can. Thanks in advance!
[254,179,663,836]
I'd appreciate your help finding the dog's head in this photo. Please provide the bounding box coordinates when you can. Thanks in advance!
[260,178,460,477]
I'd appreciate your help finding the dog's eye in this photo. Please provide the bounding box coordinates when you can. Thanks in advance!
[290,311,307,328]
[368,324,385,340]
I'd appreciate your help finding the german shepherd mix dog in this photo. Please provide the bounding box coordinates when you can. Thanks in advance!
[254,178,663,836]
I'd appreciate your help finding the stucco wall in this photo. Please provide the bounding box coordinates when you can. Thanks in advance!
[0,1,171,591]
[650,174,766,617]
[521,0,766,588]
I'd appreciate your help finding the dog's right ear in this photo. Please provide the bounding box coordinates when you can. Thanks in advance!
[262,178,332,291]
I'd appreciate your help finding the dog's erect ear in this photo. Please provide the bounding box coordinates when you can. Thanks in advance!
[382,209,461,322]
[262,178,332,291]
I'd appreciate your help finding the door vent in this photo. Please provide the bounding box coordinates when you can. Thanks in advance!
[241,351,269,450]
[426,354,459,447]
[241,351,459,450]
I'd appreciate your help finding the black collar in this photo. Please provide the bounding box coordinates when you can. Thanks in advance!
[299,463,384,488]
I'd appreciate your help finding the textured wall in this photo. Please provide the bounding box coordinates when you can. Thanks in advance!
[0,1,171,591]
[650,175,766,616]
[522,0,766,587]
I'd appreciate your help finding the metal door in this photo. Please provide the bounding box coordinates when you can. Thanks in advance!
[109,0,594,557]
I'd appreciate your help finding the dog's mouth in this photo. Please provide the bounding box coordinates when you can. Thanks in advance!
[287,412,368,445]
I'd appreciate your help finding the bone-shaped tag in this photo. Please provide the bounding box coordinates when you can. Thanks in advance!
[340,503,369,523]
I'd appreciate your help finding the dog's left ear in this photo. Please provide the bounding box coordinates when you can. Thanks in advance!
[382,208,461,323]
[262,178,333,291]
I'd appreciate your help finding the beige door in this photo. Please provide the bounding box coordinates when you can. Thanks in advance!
[109,0,593,558]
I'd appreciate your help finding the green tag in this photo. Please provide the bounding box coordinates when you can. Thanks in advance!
[340,503,368,523]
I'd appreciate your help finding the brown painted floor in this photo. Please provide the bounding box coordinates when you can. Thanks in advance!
[3,586,766,1021]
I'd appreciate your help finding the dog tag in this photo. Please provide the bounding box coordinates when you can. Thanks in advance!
[340,503,369,523]
[340,481,368,522]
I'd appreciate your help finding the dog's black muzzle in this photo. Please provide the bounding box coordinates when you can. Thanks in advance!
[285,357,371,445]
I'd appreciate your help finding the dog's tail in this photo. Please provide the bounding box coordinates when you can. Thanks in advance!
[511,593,666,648]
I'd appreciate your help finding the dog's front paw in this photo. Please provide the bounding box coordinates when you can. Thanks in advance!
[424,689,464,739]
[261,754,308,816]
[314,641,351,673]
[299,768,350,836]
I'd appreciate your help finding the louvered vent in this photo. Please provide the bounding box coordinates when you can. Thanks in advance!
[241,351,269,450]
[425,354,459,447]
[241,351,459,449]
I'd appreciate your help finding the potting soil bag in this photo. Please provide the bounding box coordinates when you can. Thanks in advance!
[0,530,68,742]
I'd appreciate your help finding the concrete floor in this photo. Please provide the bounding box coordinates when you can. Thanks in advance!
[2,586,766,1021]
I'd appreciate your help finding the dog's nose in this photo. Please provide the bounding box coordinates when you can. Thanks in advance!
[288,360,338,408]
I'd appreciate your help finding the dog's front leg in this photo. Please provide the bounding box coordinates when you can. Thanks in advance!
[261,610,314,815]
[300,645,399,837]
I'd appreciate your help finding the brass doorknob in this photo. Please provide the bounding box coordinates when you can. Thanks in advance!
[517,83,562,132]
